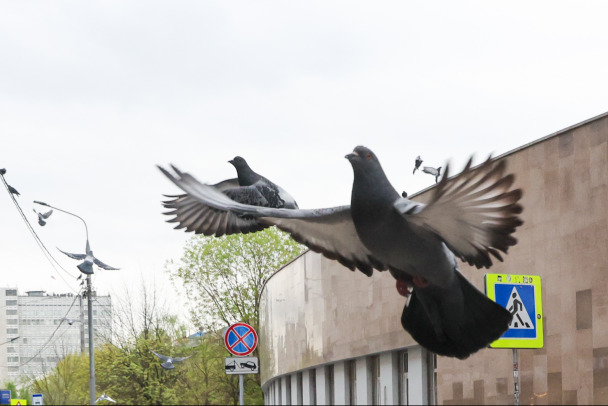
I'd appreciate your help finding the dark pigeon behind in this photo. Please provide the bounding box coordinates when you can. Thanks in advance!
[158,146,523,359]
[162,156,298,236]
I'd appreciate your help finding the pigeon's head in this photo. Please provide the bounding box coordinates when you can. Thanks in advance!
[345,146,382,171]
[228,156,248,170]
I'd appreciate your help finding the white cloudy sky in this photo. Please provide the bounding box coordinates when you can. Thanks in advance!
[1,1,607,326]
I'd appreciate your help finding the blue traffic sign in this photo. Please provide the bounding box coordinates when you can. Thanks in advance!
[0,390,10,405]
[485,274,544,349]
[224,323,258,356]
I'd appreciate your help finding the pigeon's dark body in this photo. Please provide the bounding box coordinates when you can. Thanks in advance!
[162,156,298,236]
[159,146,523,359]
[413,156,423,174]
[8,185,20,196]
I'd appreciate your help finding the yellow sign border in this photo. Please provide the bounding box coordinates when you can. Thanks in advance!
[485,273,544,349]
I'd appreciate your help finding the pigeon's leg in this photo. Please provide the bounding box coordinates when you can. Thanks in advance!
[412,274,429,288]
[396,279,412,298]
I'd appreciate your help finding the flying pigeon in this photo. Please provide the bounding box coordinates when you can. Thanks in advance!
[422,166,442,183]
[60,317,78,325]
[158,146,523,359]
[150,350,192,370]
[162,156,298,236]
[8,185,20,197]
[33,208,53,226]
[95,393,116,404]
[413,156,423,174]
[58,240,119,275]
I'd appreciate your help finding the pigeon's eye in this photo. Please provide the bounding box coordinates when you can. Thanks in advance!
[366,153,372,160]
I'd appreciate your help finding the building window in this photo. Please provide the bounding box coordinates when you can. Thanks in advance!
[297,372,303,405]
[5,300,17,306]
[5,309,17,315]
[348,360,357,405]
[370,355,381,405]
[326,364,334,405]
[309,369,317,405]
[427,352,437,405]
[6,290,17,296]
[285,376,291,405]
[398,351,409,405]
[6,328,18,334]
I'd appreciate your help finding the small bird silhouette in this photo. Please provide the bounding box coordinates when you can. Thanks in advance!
[150,350,192,370]
[60,317,79,326]
[95,393,116,404]
[0,168,6,175]
[8,185,20,197]
[401,191,408,198]
[422,166,442,183]
[413,156,423,174]
[58,241,119,274]
[33,209,53,226]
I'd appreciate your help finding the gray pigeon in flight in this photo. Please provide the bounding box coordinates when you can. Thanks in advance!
[413,155,423,174]
[162,156,298,236]
[150,350,192,370]
[58,240,120,275]
[33,208,53,226]
[158,146,523,359]
[8,185,20,197]
[422,166,442,183]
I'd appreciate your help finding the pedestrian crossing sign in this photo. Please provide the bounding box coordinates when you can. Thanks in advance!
[485,273,544,349]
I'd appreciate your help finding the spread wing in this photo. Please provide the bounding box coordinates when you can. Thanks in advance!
[401,156,523,269]
[57,248,86,260]
[173,355,192,362]
[159,165,387,276]
[93,258,120,271]
[150,350,170,362]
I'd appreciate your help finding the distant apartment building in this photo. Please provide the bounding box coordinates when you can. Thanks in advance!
[0,288,111,385]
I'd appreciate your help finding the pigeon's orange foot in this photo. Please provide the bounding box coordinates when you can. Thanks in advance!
[412,275,429,288]
[396,279,412,297]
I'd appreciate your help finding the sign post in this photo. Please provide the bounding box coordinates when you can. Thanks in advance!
[486,273,543,406]
[224,323,259,406]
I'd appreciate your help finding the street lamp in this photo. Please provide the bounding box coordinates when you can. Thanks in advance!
[34,201,117,406]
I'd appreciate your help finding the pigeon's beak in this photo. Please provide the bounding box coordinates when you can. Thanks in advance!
[228,159,234,165]
[345,151,359,161]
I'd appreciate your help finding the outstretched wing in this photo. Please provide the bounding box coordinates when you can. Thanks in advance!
[159,165,387,276]
[57,248,86,260]
[402,156,523,269]
[150,350,170,362]
[93,258,120,271]
[173,355,192,362]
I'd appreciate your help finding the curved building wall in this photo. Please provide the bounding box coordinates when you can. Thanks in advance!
[259,111,608,404]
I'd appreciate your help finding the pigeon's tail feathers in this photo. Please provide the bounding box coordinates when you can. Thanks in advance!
[401,272,511,359]
[77,262,94,275]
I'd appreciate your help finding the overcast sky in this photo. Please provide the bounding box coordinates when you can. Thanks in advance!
[1,1,607,327]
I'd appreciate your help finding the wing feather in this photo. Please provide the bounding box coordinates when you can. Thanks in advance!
[404,156,523,269]
[159,165,386,276]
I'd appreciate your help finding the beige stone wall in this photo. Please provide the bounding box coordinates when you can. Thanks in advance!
[259,112,608,404]
[438,114,608,405]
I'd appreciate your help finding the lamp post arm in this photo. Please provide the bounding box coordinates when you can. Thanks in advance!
[34,201,89,242]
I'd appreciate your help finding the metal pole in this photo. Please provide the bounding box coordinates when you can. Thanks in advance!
[512,349,520,406]
[239,374,244,405]
[87,275,96,406]
[79,293,86,354]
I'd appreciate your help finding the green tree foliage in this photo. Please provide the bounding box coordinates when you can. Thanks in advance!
[166,227,306,333]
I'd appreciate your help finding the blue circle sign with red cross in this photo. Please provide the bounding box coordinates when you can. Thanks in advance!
[224,322,258,356]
